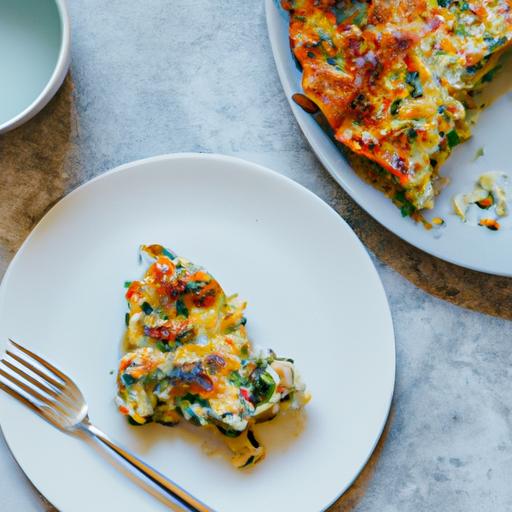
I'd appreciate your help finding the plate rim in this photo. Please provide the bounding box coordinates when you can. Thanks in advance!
[0,152,396,511]
[265,0,512,277]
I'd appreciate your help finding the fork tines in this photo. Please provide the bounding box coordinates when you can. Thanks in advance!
[0,339,82,428]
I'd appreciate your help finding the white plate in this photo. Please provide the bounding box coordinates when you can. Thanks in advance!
[0,154,395,512]
[266,0,512,276]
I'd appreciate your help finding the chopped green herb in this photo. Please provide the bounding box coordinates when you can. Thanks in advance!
[407,128,418,142]
[406,71,423,98]
[400,202,415,217]
[473,147,484,161]
[178,393,210,408]
[460,1,469,9]
[326,56,344,71]
[446,130,460,148]
[307,51,315,58]
[121,373,137,386]
[437,0,451,6]
[176,298,189,318]
[394,191,416,218]
[109,370,114,375]
[229,371,245,387]
[455,25,467,37]
[156,340,172,352]
[124,281,132,288]
[141,302,153,315]
[125,312,130,326]
[252,371,276,404]
[390,99,401,115]
[485,36,507,53]
[333,1,368,25]
[162,248,177,260]
[185,281,207,293]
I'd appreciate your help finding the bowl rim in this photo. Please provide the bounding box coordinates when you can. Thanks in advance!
[0,0,71,134]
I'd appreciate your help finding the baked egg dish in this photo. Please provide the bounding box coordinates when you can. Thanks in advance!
[283,0,512,216]
[116,244,309,468]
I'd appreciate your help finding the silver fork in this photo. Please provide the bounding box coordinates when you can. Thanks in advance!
[0,339,212,512]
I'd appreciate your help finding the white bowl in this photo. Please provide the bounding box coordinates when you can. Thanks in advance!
[0,0,71,133]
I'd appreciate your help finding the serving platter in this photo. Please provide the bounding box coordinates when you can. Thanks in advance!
[266,0,512,276]
[0,154,395,512]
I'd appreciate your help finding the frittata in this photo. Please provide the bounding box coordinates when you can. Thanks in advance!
[116,245,309,468]
[283,0,512,213]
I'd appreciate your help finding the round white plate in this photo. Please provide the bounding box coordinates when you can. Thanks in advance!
[0,154,395,512]
[266,0,512,276]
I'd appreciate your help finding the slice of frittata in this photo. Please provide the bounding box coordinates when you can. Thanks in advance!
[116,245,309,468]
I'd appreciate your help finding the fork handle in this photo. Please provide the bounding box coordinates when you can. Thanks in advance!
[81,422,212,512]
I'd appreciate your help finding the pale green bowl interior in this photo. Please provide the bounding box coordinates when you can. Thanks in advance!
[0,0,62,126]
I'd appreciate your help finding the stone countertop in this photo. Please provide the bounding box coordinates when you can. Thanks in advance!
[0,1,511,510]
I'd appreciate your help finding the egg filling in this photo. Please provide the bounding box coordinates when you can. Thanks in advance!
[116,245,309,468]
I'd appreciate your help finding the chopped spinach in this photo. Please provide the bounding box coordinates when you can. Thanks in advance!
[390,99,401,115]
[229,371,246,387]
[485,36,507,53]
[407,128,418,142]
[121,373,137,386]
[251,369,276,404]
[455,25,467,37]
[178,393,210,408]
[185,280,207,293]
[156,340,172,352]
[176,298,189,318]
[162,248,177,260]
[394,191,416,218]
[406,71,423,98]
[446,130,460,148]
[141,301,153,315]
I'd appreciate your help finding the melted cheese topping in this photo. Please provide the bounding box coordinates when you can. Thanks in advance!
[116,245,309,468]
[284,0,512,210]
